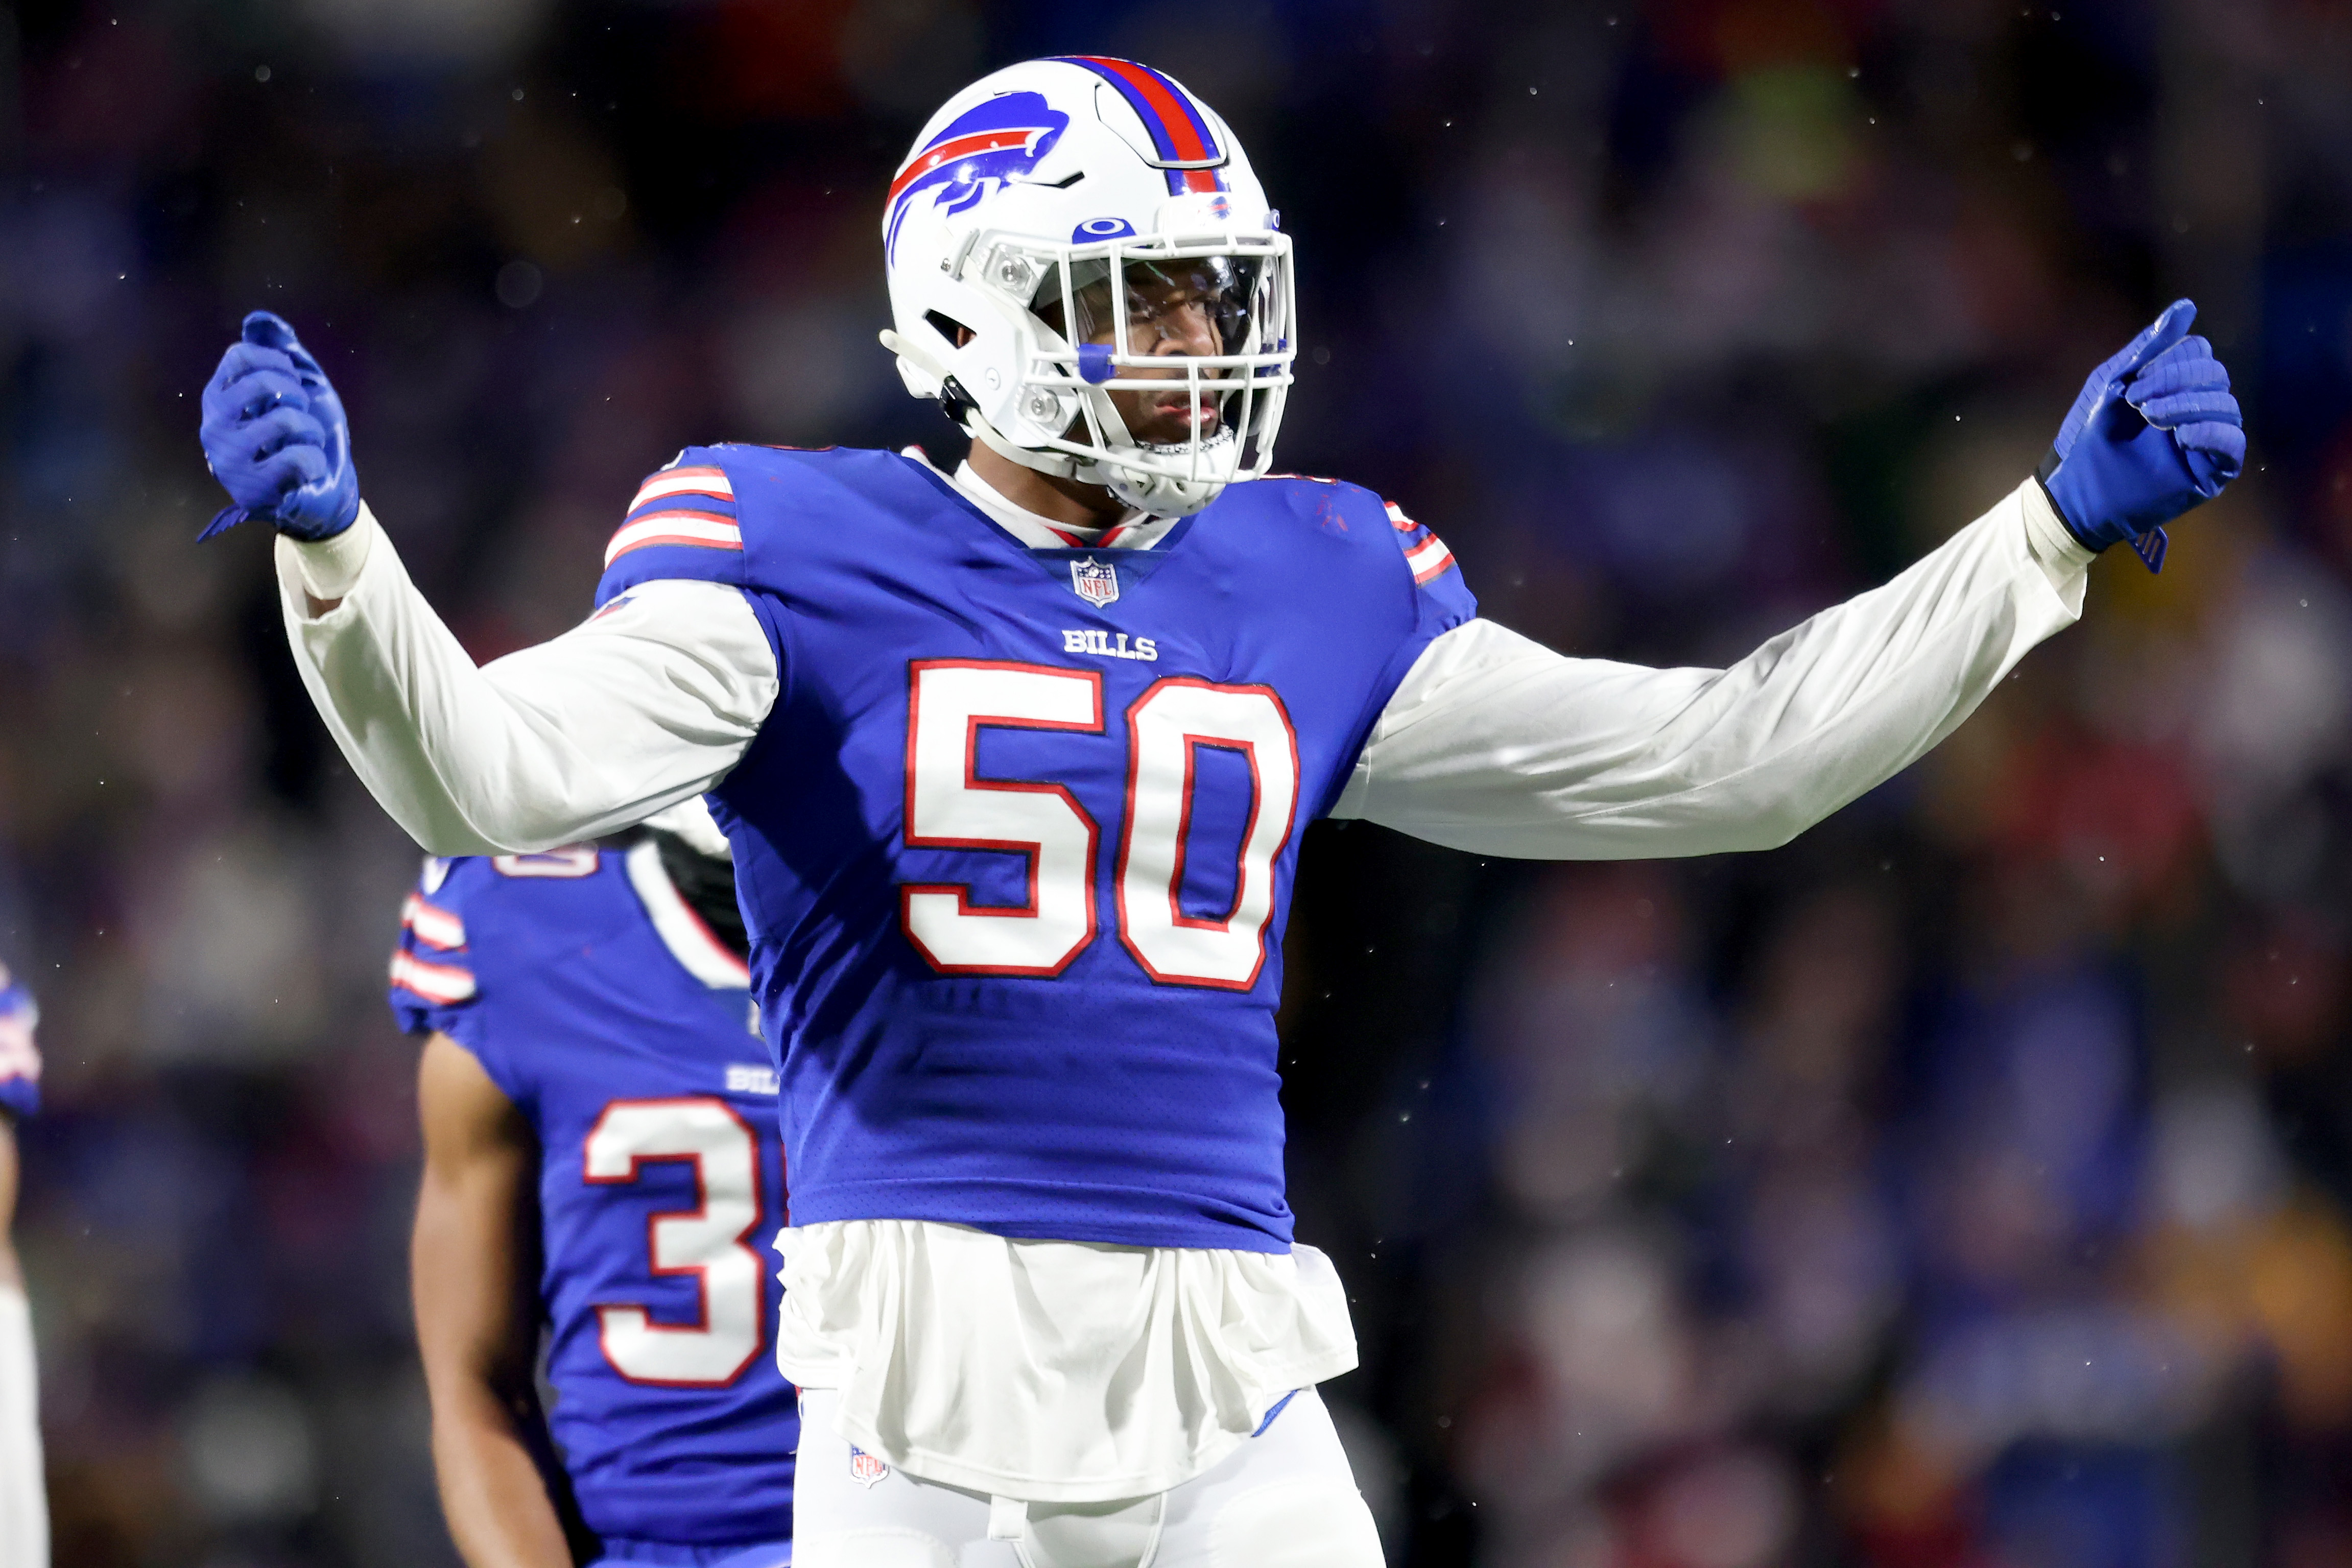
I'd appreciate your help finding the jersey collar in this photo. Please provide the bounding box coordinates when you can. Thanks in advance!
[624,839,751,990]
[902,447,1182,553]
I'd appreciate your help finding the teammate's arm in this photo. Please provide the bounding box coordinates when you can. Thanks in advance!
[412,1032,573,1568]
[200,313,776,857]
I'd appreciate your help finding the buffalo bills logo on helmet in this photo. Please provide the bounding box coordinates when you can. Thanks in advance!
[887,91,1071,261]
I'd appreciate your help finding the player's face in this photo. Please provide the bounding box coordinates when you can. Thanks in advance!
[1042,257,1264,447]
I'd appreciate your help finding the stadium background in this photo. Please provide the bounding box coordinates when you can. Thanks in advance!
[3,0,2350,1563]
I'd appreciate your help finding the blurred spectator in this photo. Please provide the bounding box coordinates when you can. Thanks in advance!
[3,2,2351,1564]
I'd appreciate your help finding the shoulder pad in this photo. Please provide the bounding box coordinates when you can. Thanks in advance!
[1379,496,1459,586]
[389,856,487,1015]
[601,445,743,582]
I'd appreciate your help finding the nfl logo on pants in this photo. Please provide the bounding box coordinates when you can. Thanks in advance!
[848,1445,890,1488]
[1071,556,1119,606]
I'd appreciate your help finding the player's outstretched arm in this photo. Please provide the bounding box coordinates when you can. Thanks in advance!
[412,1033,574,1568]
[199,313,778,855]
[1336,302,2243,860]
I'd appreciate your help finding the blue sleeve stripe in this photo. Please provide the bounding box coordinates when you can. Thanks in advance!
[627,500,736,529]
[629,464,735,512]
[628,494,737,523]
[594,542,750,608]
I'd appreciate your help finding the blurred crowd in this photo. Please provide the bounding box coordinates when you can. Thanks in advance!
[2,0,2350,1564]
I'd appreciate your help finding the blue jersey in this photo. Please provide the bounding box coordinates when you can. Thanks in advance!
[0,969,37,1119]
[388,843,797,1551]
[598,448,1475,1254]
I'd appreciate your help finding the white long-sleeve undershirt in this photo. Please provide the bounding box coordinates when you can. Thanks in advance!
[279,476,2088,861]
[277,512,775,857]
[1329,479,2090,854]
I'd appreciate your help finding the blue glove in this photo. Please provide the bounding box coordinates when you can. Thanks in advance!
[198,311,360,541]
[2037,299,2245,573]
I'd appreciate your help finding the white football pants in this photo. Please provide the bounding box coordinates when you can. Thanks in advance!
[791,1387,1385,1568]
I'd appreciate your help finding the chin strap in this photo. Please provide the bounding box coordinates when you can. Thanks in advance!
[877,328,1228,517]
[881,327,1097,484]
[968,416,1087,482]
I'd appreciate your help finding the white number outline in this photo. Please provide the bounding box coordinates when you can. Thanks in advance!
[581,1097,766,1389]
[899,659,1105,977]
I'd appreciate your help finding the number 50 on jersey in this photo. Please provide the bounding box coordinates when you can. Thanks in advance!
[900,659,1299,991]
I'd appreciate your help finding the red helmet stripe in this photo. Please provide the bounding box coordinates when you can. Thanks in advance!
[1059,56,1222,167]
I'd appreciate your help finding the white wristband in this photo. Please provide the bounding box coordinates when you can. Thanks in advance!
[282,502,379,604]
[2020,476,2096,589]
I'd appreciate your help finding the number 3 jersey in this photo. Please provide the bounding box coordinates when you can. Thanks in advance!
[387,843,797,1548]
[596,446,1476,1255]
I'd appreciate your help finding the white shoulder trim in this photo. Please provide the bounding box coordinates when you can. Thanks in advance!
[624,840,751,990]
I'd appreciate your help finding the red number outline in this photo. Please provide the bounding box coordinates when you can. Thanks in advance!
[1114,677,1301,992]
[899,659,1106,977]
[581,1096,766,1389]
[1168,737,1261,931]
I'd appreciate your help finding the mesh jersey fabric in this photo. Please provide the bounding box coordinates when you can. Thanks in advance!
[596,446,1475,1253]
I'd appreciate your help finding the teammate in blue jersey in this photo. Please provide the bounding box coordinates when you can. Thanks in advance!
[204,55,2242,1568]
[0,968,44,1568]
[397,802,795,1568]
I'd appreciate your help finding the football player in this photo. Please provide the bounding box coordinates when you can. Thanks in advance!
[0,968,44,1568]
[200,56,2242,1568]
[399,801,795,1568]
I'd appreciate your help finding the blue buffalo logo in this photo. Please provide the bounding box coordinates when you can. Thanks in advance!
[887,91,1071,261]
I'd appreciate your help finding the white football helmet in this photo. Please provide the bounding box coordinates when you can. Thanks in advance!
[880,57,1296,517]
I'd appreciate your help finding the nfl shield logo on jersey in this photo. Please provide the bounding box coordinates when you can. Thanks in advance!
[1071,556,1120,606]
[849,1445,890,1488]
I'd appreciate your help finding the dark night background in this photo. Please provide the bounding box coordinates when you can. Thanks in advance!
[4,1,2352,1563]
